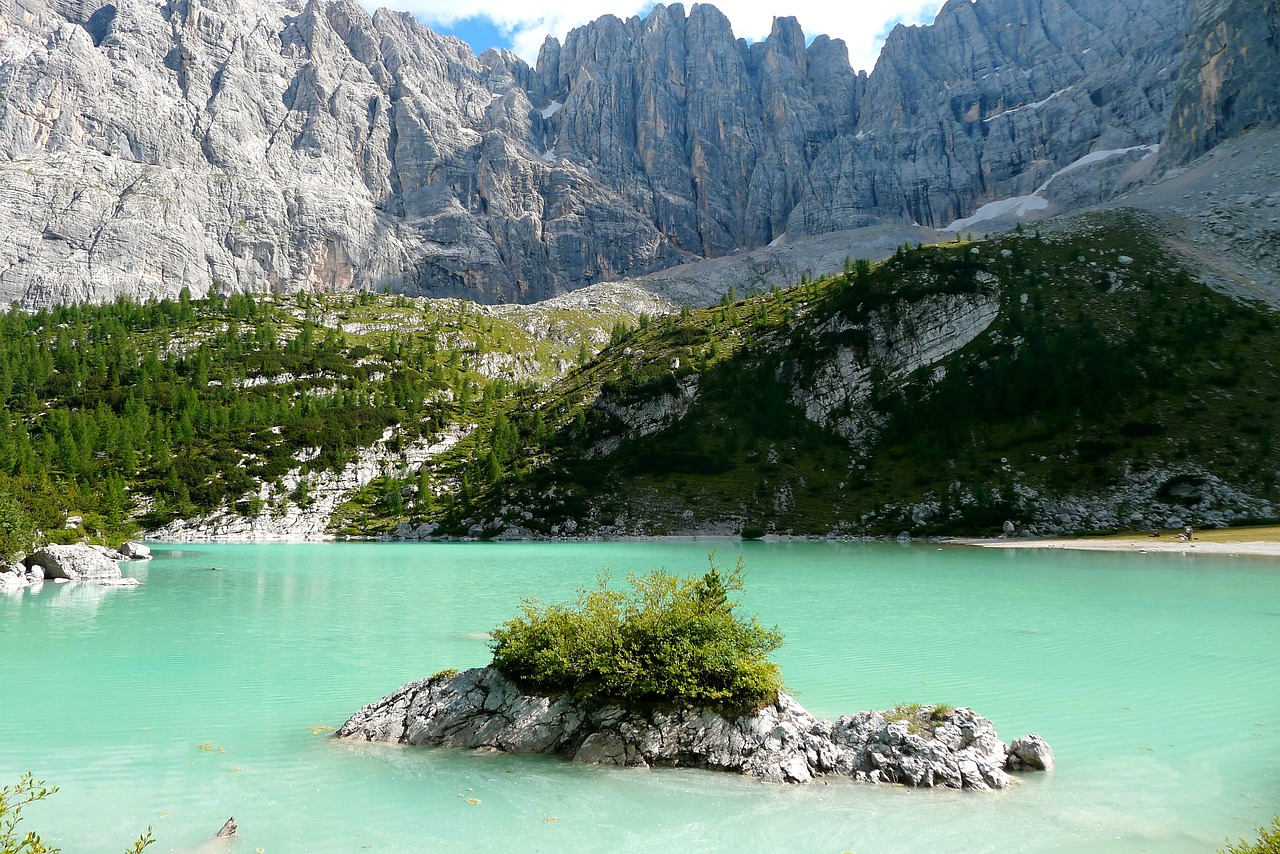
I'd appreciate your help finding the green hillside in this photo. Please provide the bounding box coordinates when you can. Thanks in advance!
[0,209,1276,553]
[0,287,649,554]
[409,210,1280,538]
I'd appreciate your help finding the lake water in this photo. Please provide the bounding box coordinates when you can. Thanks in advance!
[1,541,1277,852]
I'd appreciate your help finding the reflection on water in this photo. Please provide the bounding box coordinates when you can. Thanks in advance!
[45,579,137,618]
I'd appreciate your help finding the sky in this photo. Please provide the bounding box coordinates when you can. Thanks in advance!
[374,0,950,75]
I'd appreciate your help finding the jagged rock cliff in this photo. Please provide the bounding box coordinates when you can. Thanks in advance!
[0,0,690,306]
[791,0,1189,232]
[1163,0,1280,165]
[0,0,1196,307]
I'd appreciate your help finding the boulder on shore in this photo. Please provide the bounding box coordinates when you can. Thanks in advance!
[119,542,152,560]
[0,565,25,592]
[2,560,47,592]
[25,544,122,582]
[337,667,1051,790]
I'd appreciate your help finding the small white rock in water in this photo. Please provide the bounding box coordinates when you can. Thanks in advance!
[1117,256,1133,265]
[1007,734,1055,771]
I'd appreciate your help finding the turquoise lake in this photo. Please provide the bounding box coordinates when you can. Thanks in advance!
[1,540,1278,852]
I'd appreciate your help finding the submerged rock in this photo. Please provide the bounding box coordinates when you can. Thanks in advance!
[25,544,122,582]
[337,667,1050,789]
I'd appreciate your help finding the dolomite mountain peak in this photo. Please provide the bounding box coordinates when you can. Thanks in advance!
[1,0,1269,308]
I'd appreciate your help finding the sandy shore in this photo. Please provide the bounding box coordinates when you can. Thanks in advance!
[954,535,1280,557]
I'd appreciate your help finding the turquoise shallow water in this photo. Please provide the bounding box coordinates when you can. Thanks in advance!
[1,540,1278,852]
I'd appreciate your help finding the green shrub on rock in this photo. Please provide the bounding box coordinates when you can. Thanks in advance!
[489,556,783,714]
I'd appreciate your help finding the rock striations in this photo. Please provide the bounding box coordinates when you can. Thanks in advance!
[337,666,1053,789]
[790,0,1190,233]
[1163,0,1280,166]
[0,0,1203,307]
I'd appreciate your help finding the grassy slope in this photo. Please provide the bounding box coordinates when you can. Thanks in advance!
[430,209,1280,537]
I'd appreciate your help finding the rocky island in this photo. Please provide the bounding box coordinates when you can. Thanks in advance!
[338,560,1052,789]
[337,665,1053,789]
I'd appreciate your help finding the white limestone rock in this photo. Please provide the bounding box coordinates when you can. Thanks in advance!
[337,666,1048,789]
[119,542,152,560]
[0,565,25,592]
[25,544,122,581]
[1007,733,1056,771]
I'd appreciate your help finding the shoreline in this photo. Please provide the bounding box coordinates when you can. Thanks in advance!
[952,535,1280,558]
[139,529,1280,556]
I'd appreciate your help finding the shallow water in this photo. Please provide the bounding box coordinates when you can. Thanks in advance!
[2,541,1278,852]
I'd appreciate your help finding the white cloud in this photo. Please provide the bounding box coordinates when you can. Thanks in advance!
[375,0,947,74]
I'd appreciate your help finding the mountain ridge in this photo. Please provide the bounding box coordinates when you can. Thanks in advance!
[0,0,1220,308]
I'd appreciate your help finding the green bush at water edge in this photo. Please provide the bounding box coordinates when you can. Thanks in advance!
[489,555,784,715]
[1,774,153,854]
[1222,817,1280,854]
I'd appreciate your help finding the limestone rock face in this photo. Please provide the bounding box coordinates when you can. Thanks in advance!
[25,543,122,581]
[533,7,863,255]
[790,0,1191,232]
[1162,0,1280,165]
[784,285,1001,445]
[0,0,687,307]
[337,666,1050,789]
[0,0,1204,307]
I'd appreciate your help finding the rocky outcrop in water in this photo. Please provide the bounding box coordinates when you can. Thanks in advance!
[6,544,141,587]
[0,0,1197,307]
[337,666,1051,789]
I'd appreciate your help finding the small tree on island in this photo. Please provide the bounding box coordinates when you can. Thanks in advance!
[489,556,784,715]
